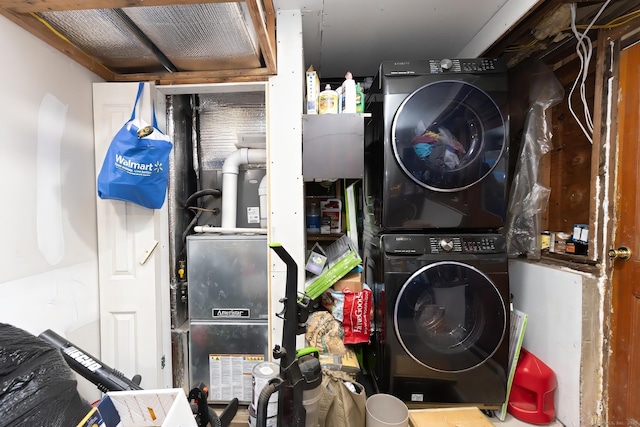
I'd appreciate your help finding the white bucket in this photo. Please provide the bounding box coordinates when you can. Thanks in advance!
[365,394,408,427]
[251,361,279,418]
[248,403,277,427]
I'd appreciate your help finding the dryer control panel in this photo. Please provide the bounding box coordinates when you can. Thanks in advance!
[428,58,505,74]
[381,58,506,76]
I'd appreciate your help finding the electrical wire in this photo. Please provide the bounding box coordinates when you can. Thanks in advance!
[567,0,613,144]
[503,7,640,53]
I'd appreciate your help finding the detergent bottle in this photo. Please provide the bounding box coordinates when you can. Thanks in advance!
[318,84,339,114]
[356,82,365,113]
[341,72,357,113]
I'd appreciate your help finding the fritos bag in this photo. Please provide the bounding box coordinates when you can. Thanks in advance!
[322,285,372,344]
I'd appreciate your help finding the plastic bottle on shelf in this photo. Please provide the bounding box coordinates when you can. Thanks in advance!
[306,202,321,234]
[341,72,357,113]
[355,82,365,113]
[318,84,339,114]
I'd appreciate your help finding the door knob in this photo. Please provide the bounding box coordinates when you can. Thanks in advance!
[608,247,632,261]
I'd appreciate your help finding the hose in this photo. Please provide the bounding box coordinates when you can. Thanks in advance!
[185,188,221,207]
[256,380,280,427]
[178,188,223,260]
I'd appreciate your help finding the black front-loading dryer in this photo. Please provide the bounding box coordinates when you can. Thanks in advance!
[363,59,509,234]
[364,233,509,408]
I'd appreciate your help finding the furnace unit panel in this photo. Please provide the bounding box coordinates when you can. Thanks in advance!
[186,234,269,403]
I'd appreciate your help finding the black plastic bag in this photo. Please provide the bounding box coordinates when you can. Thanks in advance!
[0,323,91,427]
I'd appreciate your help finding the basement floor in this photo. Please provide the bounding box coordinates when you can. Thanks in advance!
[219,405,565,426]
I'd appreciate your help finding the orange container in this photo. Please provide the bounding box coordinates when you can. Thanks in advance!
[508,348,557,424]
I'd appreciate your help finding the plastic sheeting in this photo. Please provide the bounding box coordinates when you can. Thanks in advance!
[506,64,564,259]
[0,323,91,427]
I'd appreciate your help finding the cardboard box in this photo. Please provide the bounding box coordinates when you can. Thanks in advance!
[305,65,320,114]
[77,396,120,427]
[409,407,494,427]
[77,407,106,427]
[332,272,362,293]
[106,388,197,427]
[318,348,361,374]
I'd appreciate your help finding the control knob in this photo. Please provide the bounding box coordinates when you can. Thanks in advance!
[440,58,454,70]
[439,238,454,252]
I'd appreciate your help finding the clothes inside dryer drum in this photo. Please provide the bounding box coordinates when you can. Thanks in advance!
[393,261,506,373]
[391,80,506,192]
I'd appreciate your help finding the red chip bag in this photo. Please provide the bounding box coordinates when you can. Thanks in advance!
[341,286,372,344]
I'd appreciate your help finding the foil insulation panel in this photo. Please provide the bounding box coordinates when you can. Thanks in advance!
[123,3,262,71]
[40,9,162,73]
[197,92,266,169]
[40,2,262,73]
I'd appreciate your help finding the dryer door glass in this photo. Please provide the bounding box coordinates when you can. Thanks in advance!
[391,81,505,192]
[394,261,506,373]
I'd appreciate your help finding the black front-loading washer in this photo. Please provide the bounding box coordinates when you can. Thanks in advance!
[363,58,509,234]
[364,233,509,408]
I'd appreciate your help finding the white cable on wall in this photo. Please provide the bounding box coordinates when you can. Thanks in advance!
[568,0,612,144]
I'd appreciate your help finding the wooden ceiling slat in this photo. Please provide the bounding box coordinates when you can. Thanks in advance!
[245,0,276,73]
[113,67,273,84]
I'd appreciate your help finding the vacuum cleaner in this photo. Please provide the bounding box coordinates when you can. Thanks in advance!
[255,243,322,427]
[38,329,238,427]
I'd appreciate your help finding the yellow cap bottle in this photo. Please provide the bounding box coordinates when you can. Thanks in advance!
[318,84,339,114]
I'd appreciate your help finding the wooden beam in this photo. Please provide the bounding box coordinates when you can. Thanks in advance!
[0,0,239,14]
[245,0,277,74]
[112,67,272,85]
[0,8,115,80]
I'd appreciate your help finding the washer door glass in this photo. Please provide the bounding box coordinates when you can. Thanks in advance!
[392,80,505,192]
[394,261,506,373]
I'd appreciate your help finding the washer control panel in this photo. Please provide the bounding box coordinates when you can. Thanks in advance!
[383,58,506,76]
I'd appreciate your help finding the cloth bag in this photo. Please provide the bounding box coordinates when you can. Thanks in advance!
[97,82,173,209]
[318,370,367,427]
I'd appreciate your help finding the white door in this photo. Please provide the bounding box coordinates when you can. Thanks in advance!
[92,82,172,389]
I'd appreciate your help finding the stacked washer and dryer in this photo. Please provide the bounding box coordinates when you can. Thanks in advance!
[362,58,510,408]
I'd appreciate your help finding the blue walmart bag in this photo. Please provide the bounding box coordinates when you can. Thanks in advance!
[97,83,173,209]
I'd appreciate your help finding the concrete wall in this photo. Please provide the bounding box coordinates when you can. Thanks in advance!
[0,14,104,402]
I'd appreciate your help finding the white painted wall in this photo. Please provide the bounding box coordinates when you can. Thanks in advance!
[0,15,104,402]
[267,9,306,352]
[509,259,585,427]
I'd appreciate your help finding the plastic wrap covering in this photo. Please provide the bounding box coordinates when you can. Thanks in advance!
[506,65,564,258]
[0,323,91,427]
